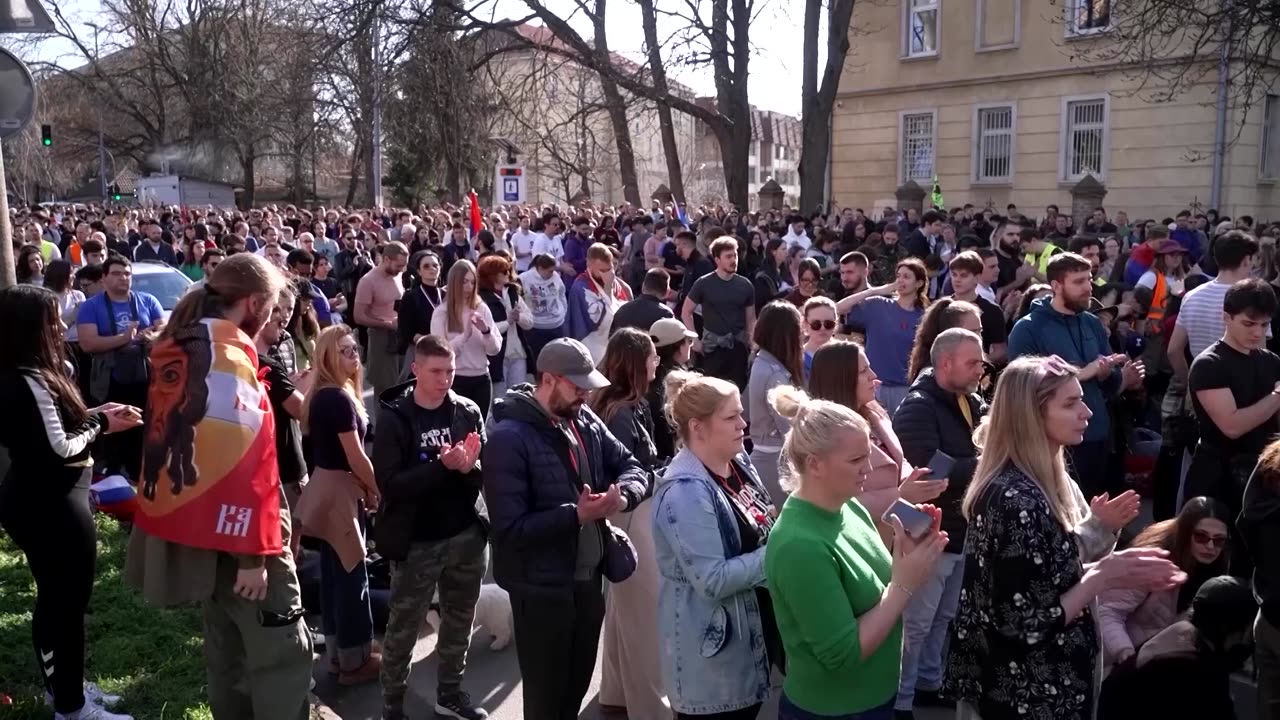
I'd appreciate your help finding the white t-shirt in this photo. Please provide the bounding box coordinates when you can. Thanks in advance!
[533,232,564,262]
[519,268,567,329]
[1136,270,1185,296]
[1176,279,1231,359]
[510,229,536,271]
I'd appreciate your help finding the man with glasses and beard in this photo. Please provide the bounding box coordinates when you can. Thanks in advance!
[483,338,650,720]
[125,253,314,720]
[1008,253,1145,499]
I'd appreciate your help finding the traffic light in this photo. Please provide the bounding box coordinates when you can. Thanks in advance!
[110,183,121,201]
[40,124,51,147]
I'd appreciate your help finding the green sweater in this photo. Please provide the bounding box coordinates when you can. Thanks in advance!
[764,495,900,715]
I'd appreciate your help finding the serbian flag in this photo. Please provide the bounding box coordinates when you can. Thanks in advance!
[133,318,282,556]
[469,189,483,238]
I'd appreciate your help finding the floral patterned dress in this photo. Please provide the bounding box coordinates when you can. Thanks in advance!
[944,464,1101,720]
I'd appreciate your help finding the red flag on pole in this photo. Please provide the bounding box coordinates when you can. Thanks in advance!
[469,189,482,238]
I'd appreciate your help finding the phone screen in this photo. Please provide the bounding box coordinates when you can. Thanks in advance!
[883,499,933,539]
[926,450,955,480]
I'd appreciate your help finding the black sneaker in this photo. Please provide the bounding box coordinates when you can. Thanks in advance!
[436,691,489,720]
[894,711,916,720]
[914,688,956,709]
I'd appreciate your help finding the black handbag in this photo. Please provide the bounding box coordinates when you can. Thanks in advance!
[601,520,637,583]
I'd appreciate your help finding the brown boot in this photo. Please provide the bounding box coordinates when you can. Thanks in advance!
[338,653,383,686]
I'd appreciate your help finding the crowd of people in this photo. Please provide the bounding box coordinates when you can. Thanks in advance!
[0,196,1277,720]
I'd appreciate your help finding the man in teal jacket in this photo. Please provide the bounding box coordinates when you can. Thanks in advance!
[1008,252,1141,498]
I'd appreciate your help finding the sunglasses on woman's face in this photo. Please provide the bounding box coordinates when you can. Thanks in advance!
[1192,530,1229,548]
[808,319,837,331]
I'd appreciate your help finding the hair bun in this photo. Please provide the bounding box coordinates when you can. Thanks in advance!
[768,384,809,422]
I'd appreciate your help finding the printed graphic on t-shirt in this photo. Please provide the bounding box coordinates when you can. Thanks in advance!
[420,426,452,451]
[527,282,556,314]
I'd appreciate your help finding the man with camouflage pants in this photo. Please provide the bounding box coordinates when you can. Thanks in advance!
[372,335,490,720]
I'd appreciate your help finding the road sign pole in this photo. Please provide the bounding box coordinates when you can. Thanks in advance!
[0,139,15,289]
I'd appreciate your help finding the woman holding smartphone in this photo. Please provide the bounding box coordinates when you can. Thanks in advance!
[0,285,141,720]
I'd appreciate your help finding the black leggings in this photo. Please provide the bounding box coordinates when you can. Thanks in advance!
[452,374,492,416]
[0,471,97,714]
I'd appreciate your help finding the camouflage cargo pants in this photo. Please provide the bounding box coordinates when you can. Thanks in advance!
[380,524,488,709]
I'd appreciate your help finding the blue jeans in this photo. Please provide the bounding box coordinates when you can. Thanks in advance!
[317,539,374,670]
[895,551,965,711]
[779,695,894,720]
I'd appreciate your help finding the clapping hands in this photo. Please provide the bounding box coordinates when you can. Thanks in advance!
[440,432,482,472]
[1091,489,1141,533]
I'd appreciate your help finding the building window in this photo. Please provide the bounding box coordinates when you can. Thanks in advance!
[900,111,936,183]
[1067,0,1110,35]
[904,0,939,57]
[1262,94,1280,180]
[974,105,1014,182]
[1061,97,1108,181]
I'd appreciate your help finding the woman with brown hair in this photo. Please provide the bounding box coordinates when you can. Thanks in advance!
[834,258,929,416]
[1098,496,1232,666]
[477,254,533,402]
[1238,439,1280,716]
[286,279,321,371]
[906,298,983,382]
[801,296,838,382]
[430,259,501,413]
[297,324,382,686]
[593,328,669,720]
[782,258,823,308]
[809,341,941,534]
[747,300,806,504]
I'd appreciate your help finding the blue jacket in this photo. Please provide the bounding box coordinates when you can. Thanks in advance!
[482,384,649,596]
[1007,296,1121,443]
[651,448,772,715]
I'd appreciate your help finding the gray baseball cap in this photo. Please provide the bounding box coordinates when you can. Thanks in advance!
[536,338,610,390]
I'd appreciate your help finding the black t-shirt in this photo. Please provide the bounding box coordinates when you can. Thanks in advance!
[313,276,341,299]
[688,271,755,336]
[260,354,306,486]
[996,250,1024,289]
[308,387,365,471]
[411,400,480,541]
[1189,340,1280,455]
[971,295,1009,352]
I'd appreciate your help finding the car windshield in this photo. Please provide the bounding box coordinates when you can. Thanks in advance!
[131,268,191,310]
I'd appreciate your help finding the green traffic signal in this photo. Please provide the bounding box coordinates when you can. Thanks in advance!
[40,124,51,146]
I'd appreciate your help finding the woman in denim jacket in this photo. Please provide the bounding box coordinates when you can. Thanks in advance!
[652,370,781,720]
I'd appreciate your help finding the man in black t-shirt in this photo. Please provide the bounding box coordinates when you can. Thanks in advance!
[372,335,489,720]
[683,236,756,389]
[948,251,1009,365]
[255,288,311,553]
[1187,278,1280,573]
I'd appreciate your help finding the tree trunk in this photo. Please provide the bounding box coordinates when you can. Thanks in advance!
[240,150,257,210]
[710,0,754,210]
[592,0,641,207]
[345,141,364,207]
[637,0,685,204]
[799,0,857,213]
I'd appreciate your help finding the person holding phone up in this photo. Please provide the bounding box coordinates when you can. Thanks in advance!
[764,385,946,720]
[890,327,989,715]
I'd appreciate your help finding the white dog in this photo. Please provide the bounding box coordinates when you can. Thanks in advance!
[425,583,513,651]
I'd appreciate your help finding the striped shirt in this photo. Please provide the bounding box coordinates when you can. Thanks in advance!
[1176,280,1230,359]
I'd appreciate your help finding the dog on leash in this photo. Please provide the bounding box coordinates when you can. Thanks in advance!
[425,583,513,651]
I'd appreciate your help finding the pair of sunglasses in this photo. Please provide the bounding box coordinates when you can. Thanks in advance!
[808,320,837,331]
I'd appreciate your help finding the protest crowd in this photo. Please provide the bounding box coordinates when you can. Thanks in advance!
[0,194,1277,720]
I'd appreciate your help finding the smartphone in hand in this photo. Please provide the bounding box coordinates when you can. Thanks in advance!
[883,499,934,540]
[926,450,955,481]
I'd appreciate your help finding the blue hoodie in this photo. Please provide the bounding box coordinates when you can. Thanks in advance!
[1007,296,1121,443]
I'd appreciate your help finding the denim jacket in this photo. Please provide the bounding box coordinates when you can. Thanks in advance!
[651,448,772,715]
[746,350,793,452]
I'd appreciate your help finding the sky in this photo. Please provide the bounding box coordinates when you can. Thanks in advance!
[25,0,809,116]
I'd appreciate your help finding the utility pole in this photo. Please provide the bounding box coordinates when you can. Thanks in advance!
[369,14,384,208]
[90,23,107,201]
[0,139,15,288]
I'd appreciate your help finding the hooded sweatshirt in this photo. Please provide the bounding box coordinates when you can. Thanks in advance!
[1007,295,1121,443]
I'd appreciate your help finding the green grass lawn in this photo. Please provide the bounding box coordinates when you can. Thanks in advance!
[0,517,213,720]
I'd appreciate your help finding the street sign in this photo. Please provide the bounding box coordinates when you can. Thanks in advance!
[0,48,35,139]
[495,164,526,204]
[0,0,55,33]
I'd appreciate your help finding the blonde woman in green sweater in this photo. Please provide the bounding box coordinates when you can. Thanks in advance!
[764,385,947,720]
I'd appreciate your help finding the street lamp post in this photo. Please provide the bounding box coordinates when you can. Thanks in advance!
[87,22,108,202]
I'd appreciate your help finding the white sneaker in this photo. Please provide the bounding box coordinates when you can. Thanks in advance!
[53,702,134,720]
[46,683,123,710]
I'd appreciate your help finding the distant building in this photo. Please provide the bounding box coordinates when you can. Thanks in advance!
[830,0,1280,221]
[689,104,802,211]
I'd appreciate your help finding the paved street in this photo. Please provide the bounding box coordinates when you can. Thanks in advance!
[310,612,954,720]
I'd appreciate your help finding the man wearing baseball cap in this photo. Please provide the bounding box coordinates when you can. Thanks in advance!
[483,338,650,720]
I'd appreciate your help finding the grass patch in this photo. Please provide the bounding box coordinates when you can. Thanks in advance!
[0,517,212,720]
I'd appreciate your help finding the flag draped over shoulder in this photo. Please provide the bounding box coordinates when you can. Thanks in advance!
[931,175,945,209]
[134,318,282,555]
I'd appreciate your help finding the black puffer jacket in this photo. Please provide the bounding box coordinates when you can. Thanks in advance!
[892,367,987,553]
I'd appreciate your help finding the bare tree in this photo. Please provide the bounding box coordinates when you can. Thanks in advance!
[798,0,855,213]
[636,0,686,205]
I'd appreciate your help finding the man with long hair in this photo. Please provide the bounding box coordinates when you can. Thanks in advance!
[125,253,314,720]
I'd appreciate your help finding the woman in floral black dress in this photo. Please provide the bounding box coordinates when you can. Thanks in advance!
[944,356,1186,719]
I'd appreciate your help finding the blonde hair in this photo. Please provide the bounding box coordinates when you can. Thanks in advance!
[961,356,1083,529]
[770,385,869,493]
[663,369,739,445]
[444,259,480,334]
[301,324,366,433]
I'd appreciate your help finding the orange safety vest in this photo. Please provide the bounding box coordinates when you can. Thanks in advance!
[1147,273,1169,324]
